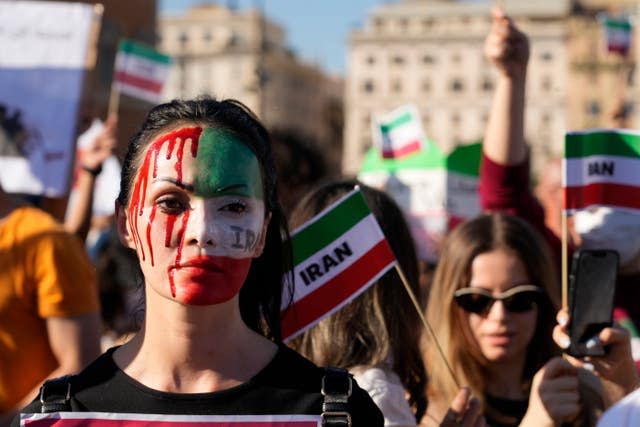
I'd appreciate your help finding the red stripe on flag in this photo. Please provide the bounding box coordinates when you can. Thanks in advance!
[114,71,163,94]
[281,240,395,340]
[565,182,640,210]
[382,140,421,159]
[24,419,317,427]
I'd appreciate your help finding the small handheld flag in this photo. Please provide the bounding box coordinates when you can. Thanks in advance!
[563,129,640,214]
[281,188,396,341]
[113,39,172,104]
[600,14,633,56]
[372,104,425,159]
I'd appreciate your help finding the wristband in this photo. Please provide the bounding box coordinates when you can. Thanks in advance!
[81,164,102,177]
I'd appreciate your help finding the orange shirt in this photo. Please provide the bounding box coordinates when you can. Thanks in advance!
[0,207,99,412]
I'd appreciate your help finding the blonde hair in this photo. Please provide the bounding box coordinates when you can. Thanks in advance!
[423,213,560,416]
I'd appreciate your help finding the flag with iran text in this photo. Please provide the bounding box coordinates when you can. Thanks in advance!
[564,129,640,213]
[114,39,171,103]
[373,104,425,159]
[601,15,633,55]
[281,189,396,341]
[21,412,320,427]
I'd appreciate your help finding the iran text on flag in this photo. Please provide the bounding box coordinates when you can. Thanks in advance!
[21,412,320,427]
[281,189,396,341]
[373,105,425,159]
[602,15,633,55]
[114,39,171,103]
[564,129,640,213]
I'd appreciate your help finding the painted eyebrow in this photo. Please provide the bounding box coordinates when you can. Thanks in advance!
[214,184,249,193]
[153,177,195,192]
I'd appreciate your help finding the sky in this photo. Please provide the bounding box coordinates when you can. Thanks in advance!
[159,0,386,76]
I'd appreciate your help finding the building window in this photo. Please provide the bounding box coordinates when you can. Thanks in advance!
[450,78,464,92]
[391,79,402,93]
[451,53,461,63]
[541,112,552,127]
[363,80,375,93]
[179,31,189,46]
[373,17,384,29]
[422,79,431,92]
[391,55,405,65]
[587,101,601,116]
[541,76,552,92]
[540,51,553,61]
[481,77,494,92]
[422,18,434,29]
[451,113,461,127]
[366,55,376,65]
[422,54,435,64]
[422,113,430,125]
[203,31,212,42]
[399,18,409,30]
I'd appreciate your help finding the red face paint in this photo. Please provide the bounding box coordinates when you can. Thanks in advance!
[167,255,252,305]
[127,126,202,277]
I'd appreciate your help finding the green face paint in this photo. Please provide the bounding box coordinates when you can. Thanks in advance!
[194,128,264,200]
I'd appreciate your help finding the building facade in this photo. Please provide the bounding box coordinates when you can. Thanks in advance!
[344,0,640,178]
[159,4,343,169]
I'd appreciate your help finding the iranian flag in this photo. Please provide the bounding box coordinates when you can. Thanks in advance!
[281,189,396,341]
[564,129,640,213]
[373,104,424,159]
[601,15,633,55]
[114,39,171,103]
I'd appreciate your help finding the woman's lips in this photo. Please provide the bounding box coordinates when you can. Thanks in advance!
[484,332,515,346]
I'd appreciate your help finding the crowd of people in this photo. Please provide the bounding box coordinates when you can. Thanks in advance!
[2,6,640,427]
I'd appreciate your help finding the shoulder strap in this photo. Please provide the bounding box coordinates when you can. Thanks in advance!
[321,367,352,427]
[39,375,73,413]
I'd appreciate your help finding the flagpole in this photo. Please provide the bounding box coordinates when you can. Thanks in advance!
[561,211,568,308]
[393,263,461,389]
[108,85,120,118]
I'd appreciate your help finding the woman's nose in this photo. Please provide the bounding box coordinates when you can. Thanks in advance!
[184,200,215,248]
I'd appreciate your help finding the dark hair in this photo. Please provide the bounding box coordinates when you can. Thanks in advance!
[117,97,293,341]
[424,213,560,413]
[288,179,427,422]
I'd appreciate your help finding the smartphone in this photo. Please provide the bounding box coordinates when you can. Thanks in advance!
[566,249,618,357]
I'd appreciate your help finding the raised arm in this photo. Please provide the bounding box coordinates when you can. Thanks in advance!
[64,115,117,240]
[483,7,529,166]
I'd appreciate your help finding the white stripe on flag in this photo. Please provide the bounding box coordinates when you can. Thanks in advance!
[564,155,640,187]
[114,82,163,103]
[115,53,171,84]
[284,214,384,310]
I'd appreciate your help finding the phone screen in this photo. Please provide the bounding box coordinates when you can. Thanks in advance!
[567,249,618,357]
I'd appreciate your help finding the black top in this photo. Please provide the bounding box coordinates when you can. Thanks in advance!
[484,393,528,427]
[16,346,383,426]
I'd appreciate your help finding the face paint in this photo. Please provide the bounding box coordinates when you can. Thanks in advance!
[127,126,266,306]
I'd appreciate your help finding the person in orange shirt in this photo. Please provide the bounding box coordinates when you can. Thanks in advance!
[0,183,101,426]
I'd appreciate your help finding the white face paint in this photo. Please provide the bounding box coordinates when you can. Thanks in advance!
[573,206,640,267]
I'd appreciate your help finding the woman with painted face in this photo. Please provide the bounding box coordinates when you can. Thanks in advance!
[422,213,610,427]
[14,98,383,426]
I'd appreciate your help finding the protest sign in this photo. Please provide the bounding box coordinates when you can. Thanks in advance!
[0,1,98,196]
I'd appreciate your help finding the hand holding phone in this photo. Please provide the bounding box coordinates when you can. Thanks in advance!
[566,249,618,357]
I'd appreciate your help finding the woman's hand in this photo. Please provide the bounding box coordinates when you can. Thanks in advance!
[483,7,529,78]
[520,357,580,427]
[81,114,117,173]
[553,308,639,405]
[439,387,486,427]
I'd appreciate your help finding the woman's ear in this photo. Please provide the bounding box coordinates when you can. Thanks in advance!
[253,212,272,258]
[115,200,136,249]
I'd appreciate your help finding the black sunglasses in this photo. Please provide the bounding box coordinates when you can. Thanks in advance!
[454,285,544,315]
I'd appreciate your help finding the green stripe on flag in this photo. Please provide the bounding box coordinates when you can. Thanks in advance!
[606,19,632,31]
[292,191,370,265]
[447,141,482,177]
[119,39,171,64]
[565,131,640,158]
[380,112,412,133]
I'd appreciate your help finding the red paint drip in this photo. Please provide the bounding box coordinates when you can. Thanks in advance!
[166,137,177,160]
[168,210,190,298]
[175,137,186,183]
[165,214,178,247]
[128,145,157,262]
[146,204,157,266]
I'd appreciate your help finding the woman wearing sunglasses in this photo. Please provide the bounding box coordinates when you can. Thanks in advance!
[422,213,603,427]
